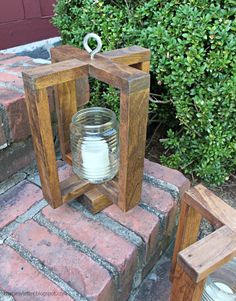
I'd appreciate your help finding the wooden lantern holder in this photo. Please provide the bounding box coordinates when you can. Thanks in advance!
[170,184,236,300]
[22,45,150,213]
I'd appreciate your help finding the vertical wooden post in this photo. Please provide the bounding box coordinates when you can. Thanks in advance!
[118,88,149,211]
[170,201,202,280]
[170,264,205,301]
[24,86,62,208]
[54,80,77,162]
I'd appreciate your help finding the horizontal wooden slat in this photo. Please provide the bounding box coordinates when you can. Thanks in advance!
[51,46,150,93]
[22,59,88,90]
[178,225,236,283]
[80,188,112,214]
[101,45,150,66]
[60,174,93,203]
[185,184,236,230]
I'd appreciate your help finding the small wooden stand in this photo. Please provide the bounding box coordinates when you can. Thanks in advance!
[170,184,236,300]
[22,45,150,213]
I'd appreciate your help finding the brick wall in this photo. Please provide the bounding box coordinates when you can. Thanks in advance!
[0,0,58,50]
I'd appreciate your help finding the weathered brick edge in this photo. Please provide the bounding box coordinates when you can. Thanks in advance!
[0,159,190,301]
[0,53,55,182]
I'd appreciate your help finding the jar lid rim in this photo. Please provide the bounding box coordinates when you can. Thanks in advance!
[71,107,117,130]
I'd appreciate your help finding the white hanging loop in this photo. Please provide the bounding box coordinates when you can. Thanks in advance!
[83,33,102,60]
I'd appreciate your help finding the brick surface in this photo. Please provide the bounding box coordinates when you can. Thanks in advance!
[0,245,72,301]
[0,72,23,91]
[12,220,115,301]
[0,87,24,105]
[0,53,16,61]
[42,204,138,300]
[144,159,190,198]
[142,182,175,214]
[0,115,7,148]
[141,182,178,248]
[0,180,42,228]
[0,56,32,67]
[103,204,160,260]
[6,96,30,141]
[0,139,35,182]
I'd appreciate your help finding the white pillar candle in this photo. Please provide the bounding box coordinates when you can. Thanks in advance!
[81,137,109,178]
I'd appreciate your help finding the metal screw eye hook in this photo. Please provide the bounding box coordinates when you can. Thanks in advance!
[83,33,102,60]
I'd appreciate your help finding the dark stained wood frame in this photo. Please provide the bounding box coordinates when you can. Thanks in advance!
[170,184,236,301]
[22,45,150,212]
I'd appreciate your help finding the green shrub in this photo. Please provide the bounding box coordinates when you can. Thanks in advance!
[53,0,236,185]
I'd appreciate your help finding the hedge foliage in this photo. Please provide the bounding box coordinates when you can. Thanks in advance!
[53,0,236,185]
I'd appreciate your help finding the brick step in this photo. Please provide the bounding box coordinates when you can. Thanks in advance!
[0,53,53,181]
[0,159,189,300]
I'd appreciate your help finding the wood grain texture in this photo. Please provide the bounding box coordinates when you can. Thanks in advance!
[178,225,236,282]
[185,184,236,230]
[170,201,202,281]
[131,61,150,73]
[24,86,62,208]
[51,54,90,109]
[170,263,205,301]
[80,188,112,214]
[97,178,119,205]
[22,59,88,90]
[75,76,90,107]
[55,80,77,160]
[60,174,92,203]
[118,88,150,211]
[51,46,150,93]
[101,45,150,66]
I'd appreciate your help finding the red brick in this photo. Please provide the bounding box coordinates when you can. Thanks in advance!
[0,56,32,67]
[0,139,35,182]
[57,161,73,181]
[141,182,178,245]
[0,180,42,228]
[42,204,138,300]
[103,204,160,260]
[12,220,115,301]
[0,72,23,91]
[144,159,190,198]
[0,53,15,61]
[0,245,72,301]
[6,97,30,141]
[142,182,175,214]
[0,87,24,105]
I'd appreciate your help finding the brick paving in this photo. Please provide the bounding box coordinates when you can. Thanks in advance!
[0,159,189,300]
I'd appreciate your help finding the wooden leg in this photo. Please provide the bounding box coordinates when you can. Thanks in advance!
[55,80,77,161]
[170,263,205,301]
[118,88,149,211]
[170,200,202,280]
[25,87,62,208]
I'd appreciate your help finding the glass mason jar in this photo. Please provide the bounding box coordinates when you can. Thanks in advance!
[202,257,236,301]
[70,107,119,184]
